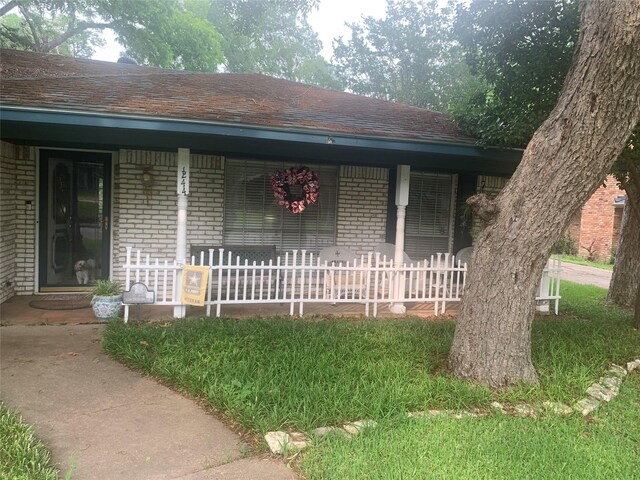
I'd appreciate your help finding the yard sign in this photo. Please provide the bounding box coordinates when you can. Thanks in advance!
[181,265,209,306]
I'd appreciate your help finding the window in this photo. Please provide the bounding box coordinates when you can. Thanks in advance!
[404,172,456,260]
[224,159,337,254]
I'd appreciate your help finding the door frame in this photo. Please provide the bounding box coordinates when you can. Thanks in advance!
[36,148,116,292]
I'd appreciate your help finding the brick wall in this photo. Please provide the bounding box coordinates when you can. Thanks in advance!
[611,206,624,252]
[0,142,37,298]
[113,149,224,282]
[0,142,17,302]
[576,175,622,262]
[336,166,388,255]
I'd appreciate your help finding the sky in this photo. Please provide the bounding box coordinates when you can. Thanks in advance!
[91,0,388,63]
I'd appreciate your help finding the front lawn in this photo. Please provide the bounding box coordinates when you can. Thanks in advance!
[0,404,58,480]
[301,375,640,479]
[103,281,639,478]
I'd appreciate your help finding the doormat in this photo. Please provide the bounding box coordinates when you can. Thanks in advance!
[29,295,91,310]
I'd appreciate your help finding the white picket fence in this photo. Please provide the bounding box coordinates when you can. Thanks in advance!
[122,246,561,322]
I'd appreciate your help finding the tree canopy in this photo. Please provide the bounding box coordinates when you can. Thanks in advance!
[452,0,580,147]
[0,0,337,87]
[332,0,473,112]
[0,0,223,70]
[191,0,337,87]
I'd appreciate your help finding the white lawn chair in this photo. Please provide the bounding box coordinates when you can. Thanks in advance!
[319,246,360,301]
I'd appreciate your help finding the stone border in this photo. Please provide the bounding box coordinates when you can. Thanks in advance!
[265,359,640,455]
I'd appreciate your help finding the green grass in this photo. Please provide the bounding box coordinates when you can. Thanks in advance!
[554,254,614,270]
[103,281,638,436]
[300,375,640,479]
[0,404,58,480]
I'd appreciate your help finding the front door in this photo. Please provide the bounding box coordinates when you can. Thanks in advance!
[39,150,112,290]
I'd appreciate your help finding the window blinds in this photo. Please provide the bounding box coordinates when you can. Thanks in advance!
[223,159,337,254]
[404,172,454,261]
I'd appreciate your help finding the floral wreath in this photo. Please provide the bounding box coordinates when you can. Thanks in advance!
[271,166,319,214]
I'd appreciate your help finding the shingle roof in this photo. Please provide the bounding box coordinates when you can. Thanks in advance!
[0,49,477,145]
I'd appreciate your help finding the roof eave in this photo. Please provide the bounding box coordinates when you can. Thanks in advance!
[0,106,522,161]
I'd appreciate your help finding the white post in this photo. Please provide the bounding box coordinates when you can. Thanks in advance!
[536,261,551,313]
[174,148,190,318]
[390,165,410,314]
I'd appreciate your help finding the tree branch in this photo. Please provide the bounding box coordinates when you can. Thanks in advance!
[40,20,113,52]
[466,193,500,223]
[0,0,19,17]
[0,23,34,49]
[17,4,41,50]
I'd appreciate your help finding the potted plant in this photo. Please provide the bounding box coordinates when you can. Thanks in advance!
[90,279,123,320]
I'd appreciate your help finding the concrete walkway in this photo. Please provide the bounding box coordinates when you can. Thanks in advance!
[560,262,612,289]
[0,325,296,480]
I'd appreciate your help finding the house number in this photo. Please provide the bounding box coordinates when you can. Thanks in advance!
[177,149,190,195]
[180,167,188,194]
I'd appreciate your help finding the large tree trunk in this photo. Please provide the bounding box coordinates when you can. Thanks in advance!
[449,0,640,388]
[607,204,640,308]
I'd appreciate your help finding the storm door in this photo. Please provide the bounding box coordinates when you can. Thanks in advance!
[39,150,112,290]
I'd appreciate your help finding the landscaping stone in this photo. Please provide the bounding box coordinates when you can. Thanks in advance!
[311,426,350,440]
[627,359,640,373]
[288,431,310,450]
[586,383,616,402]
[427,409,446,417]
[514,404,538,418]
[542,401,573,416]
[575,397,600,416]
[265,431,309,454]
[451,411,479,419]
[490,401,506,413]
[599,376,621,392]
[407,411,427,418]
[343,419,377,435]
[607,364,627,378]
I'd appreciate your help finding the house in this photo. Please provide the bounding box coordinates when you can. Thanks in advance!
[0,48,523,311]
[566,175,626,263]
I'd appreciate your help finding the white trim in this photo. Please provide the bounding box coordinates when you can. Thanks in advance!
[34,147,41,293]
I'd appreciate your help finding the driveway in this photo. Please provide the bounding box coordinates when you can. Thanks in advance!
[560,262,612,289]
[0,324,296,480]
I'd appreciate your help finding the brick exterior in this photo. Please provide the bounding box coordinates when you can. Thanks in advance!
[0,145,392,298]
[569,175,624,262]
[113,150,224,282]
[336,166,389,256]
[0,142,17,302]
[0,142,37,298]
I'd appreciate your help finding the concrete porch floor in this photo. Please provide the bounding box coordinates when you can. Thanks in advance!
[0,294,458,326]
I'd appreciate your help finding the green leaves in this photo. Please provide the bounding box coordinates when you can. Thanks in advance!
[333,0,471,112]
[451,0,580,147]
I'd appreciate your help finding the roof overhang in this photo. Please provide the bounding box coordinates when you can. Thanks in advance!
[1,106,523,175]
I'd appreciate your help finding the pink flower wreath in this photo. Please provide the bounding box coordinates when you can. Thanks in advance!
[271,166,319,213]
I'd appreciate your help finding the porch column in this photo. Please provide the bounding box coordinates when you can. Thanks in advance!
[174,148,190,318]
[390,165,410,314]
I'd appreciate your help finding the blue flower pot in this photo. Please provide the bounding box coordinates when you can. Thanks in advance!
[91,295,123,320]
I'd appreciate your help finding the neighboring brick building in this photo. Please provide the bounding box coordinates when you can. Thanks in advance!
[566,175,626,262]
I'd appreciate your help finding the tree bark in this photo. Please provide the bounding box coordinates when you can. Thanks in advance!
[607,203,640,308]
[449,0,640,388]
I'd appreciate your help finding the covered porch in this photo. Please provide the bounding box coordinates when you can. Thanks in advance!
[0,294,458,327]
